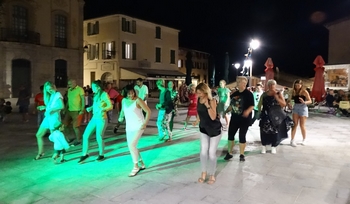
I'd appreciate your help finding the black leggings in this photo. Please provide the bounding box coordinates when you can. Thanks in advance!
[228,119,249,143]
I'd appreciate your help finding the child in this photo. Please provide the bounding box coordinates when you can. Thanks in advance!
[48,122,70,163]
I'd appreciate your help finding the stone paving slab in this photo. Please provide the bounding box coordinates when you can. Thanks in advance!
[0,102,349,204]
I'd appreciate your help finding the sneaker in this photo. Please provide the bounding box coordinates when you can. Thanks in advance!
[224,153,233,160]
[78,154,89,163]
[290,140,297,147]
[239,154,245,162]
[271,147,277,154]
[261,146,266,154]
[96,155,105,162]
[301,140,306,146]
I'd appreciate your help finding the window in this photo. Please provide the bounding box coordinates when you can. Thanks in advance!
[170,50,175,64]
[122,42,136,60]
[102,41,116,59]
[12,5,28,36]
[87,43,99,60]
[155,47,161,62]
[87,21,99,35]
[55,59,67,88]
[55,14,67,48]
[178,59,182,68]
[156,26,161,39]
[121,18,136,33]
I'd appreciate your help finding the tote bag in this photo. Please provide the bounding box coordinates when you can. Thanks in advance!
[268,105,287,127]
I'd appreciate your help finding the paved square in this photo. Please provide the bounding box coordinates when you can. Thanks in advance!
[1,101,349,204]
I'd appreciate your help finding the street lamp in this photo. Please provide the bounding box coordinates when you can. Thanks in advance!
[243,39,260,86]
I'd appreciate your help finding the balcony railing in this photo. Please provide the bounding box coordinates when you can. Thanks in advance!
[0,28,40,45]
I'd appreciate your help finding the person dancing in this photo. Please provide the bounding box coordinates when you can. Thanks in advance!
[193,83,222,184]
[217,80,231,130]
[34,81,64,160]
[118,85,151,177]
[78,80,112,163]
[287,79,311,146]
[183,84,199,129]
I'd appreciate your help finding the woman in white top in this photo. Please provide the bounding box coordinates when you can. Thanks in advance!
[34,81,64,160]
[78,80,113,163]
[118,85,151,177]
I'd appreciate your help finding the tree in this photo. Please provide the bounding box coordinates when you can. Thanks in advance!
[224,52,229,83]
[185,51,193,85]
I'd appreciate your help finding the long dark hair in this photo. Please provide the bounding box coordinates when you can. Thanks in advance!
[122,84,136,98]
[92,80,104,101]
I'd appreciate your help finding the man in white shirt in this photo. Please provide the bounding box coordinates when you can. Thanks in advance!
[134,78,149,103]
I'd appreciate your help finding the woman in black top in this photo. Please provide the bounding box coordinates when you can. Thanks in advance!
[287,79,311,147]
[193,83,222,184]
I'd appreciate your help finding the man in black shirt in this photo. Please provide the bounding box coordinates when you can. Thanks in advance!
[224,77,254,162]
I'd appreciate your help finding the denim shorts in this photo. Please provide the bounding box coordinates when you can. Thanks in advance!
[292,103,308,117]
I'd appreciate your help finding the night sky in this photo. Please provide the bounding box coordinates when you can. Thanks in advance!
[84,0,350,82]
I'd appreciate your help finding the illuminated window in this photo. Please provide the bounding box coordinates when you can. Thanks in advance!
[122,42,136,60]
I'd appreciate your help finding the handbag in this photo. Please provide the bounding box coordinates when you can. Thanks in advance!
[268,105,287,127]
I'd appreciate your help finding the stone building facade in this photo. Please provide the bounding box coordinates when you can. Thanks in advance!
[83,14,184,90]
[177,47,209,86]
[0,0,84,98]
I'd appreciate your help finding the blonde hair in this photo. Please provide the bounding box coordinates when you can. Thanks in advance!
[267,79,277,87]
[219,80,226,85]
[237,76,248,84]
[195,83,212,100]
[292,79,303,96]
[43,81,57,106]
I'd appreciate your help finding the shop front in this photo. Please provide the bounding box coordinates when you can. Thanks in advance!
[324,64,350,90]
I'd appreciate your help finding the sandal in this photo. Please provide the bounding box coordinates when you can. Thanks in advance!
[33,153,45,160]
[128,167,140,177]
[207,175,216,184]
[198,172,207,183]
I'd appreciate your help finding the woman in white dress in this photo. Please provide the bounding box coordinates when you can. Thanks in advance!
[34,81,64,160]
[118,85,151,177]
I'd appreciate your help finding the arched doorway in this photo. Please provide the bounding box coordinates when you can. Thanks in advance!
[101,72,113,83]
[12,59,31,97]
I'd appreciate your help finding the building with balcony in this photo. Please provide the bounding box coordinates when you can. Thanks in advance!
[177,47,209,87]
[324,17,350,90]
[83,14,185,90]
[0,0,84,98]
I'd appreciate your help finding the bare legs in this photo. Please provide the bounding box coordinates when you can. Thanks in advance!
[35,126,49,159]
[291,113,307,144]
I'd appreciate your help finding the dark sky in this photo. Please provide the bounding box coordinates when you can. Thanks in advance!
[84,0,350,81]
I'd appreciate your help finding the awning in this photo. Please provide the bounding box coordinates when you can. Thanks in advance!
[120,67,186,80]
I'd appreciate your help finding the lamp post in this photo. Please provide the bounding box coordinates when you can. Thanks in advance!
[243,39,260,87]
[234,63,240,81]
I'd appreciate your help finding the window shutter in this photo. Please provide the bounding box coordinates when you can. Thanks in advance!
[87,44,91,60]
[102,42,106,59]
[94,21,99,34]
[87,22,92,35]
[95,43,99,60]
[132,43,136,60]
[111,41,115,58]
[122,18,126,31]
[132,20,136,33]
[122,41,126,59]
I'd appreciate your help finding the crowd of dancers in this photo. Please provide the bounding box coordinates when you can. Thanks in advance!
[31,76,312,183]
